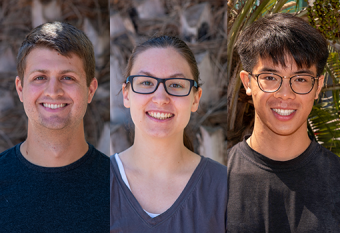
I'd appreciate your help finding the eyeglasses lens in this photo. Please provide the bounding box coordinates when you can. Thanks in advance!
[132,76,191,96]
[290,76,314,94]
[257,74,314,94]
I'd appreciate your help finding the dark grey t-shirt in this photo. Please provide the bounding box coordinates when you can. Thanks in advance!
[227,137,340,233]
[110,155,228,233]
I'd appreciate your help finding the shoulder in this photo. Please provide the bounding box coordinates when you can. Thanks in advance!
[314,142,340,165]
[201,156,228,179]
[0,144,20,161]
[195,157,228,200]
[90,144,110,162]
[87,144,110,174]
[227,140,247,166]
[227,140,244,156]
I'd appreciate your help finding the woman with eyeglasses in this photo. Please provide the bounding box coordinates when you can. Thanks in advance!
[110,36,228,233]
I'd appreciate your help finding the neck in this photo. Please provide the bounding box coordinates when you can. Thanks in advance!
[248,118,311,161]
[121,130,197,176]
[21,121,88,167]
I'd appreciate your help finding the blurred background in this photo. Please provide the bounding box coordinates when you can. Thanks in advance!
[0,0,110,155]
[1,0,339,161]
[110,0,340,163]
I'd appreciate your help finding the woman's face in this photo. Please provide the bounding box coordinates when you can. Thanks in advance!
[122,47,202,139]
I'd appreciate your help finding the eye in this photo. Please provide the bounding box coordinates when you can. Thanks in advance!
[141,81,153,86]
[263,75,277,81]
[62,76,74,81]
[295,77,307,83]
[34,76,45,81]
[291,75,314,84]
[169,83,183,88]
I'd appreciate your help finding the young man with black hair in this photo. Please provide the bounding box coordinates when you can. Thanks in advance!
[0,22,109,231]
[227,13,340,232]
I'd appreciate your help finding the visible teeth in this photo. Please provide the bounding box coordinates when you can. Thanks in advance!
[148,112,173,120]
[43,103,66,109]
[272,109,295,116]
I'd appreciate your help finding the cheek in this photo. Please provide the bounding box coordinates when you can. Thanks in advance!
[251,90,264,108]
[129,94,148,122]
[22,85,40,103]
[301,95,315,111]
[175,98,193,123]
[66,86,89,109]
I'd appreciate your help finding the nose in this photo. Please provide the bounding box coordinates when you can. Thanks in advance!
[274,78,295,100]
[152,83,170,105]
[45,78,64,98]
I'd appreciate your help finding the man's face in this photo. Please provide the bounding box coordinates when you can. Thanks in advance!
[240,56,324,137]
[15,47,97,131]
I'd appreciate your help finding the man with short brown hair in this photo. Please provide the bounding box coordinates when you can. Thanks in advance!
[0,22,109,232]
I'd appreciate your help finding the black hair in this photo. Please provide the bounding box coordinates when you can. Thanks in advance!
[236,13,329,76]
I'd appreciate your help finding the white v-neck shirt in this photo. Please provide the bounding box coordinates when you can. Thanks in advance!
[114,153,160,218]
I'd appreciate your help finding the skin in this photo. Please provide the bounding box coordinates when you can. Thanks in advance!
[15,47,97,167]
[240,56,324,161]
[121,47,202,214]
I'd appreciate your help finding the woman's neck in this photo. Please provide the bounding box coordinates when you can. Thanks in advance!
[120,131,199,176]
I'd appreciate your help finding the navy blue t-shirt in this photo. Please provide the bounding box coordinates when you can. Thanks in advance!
[0,143,109,232]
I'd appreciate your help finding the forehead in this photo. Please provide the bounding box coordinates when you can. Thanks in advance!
[24,47,85,76]
[253,55,317,75]
[131,47,192,78]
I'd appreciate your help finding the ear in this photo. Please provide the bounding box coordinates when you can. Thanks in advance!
[191,87,202,112]
[87,78,98,103]
[15,76,24,102]
[240,70,252,96]
[122,83,130,108]
[314,75,324,100]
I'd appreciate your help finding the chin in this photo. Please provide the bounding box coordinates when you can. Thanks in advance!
[268,125,302,137]
[40,118,71,130]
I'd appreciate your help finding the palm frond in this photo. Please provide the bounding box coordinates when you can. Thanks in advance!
[323,50,340,112]
[308,98,340,156]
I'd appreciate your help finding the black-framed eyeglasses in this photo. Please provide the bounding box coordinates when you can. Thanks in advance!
[126,75,198,97]
[248,72,319,95]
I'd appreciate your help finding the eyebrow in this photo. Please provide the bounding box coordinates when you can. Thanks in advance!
[258,67,316,76]
[137,70,187,79]
[28,69,81,76]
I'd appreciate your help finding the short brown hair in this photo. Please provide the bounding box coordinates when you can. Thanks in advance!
[17,21,95,86]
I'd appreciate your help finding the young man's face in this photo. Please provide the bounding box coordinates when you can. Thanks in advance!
[15,47,97,131]
[240,56,324,137]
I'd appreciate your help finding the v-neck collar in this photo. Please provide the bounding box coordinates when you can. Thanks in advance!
[111,154,207,227]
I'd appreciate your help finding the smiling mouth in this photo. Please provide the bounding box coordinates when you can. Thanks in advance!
[147,111,174,120]
[42,103,67,109]
[272,108,296,116]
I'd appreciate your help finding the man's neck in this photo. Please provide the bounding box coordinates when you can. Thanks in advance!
[247,122,311,161]
[20,122,88,167]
